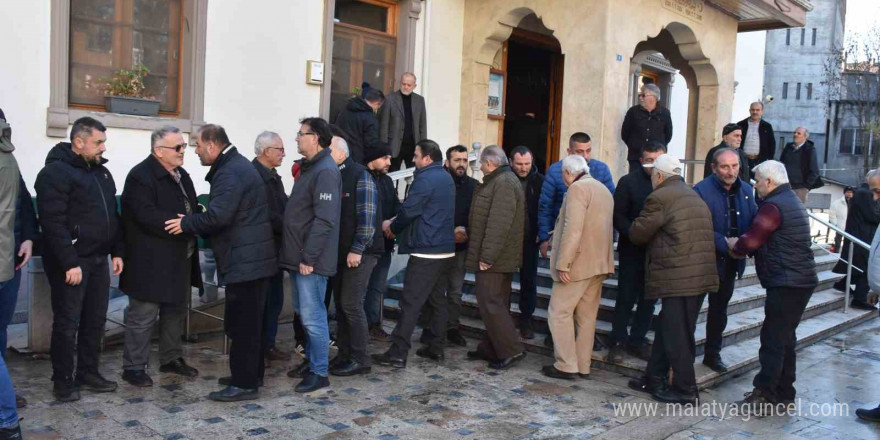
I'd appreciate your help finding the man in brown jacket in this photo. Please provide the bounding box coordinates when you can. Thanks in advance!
[627,154,718,405]
[543,155,615,380]
[465,145,527,370]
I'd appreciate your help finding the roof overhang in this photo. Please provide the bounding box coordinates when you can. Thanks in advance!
[706,0,812,32]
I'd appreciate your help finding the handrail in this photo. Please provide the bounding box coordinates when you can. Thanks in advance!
[807,211,870,250]
[388,147,481,184]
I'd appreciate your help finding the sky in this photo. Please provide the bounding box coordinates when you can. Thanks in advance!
[844,0,877,41]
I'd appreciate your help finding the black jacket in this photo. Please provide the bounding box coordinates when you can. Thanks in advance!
[834,187,880,275]
[14,176,39,267]
[755,184,818,289]
[518,166,544,249]
[779,140,823,190]
[35,142,124,271]
[252,158,288,250]
[737,118,776,162]
[280,148,342,276]
[450,169,478,252]
[703,141,750,181]
[334,97,380,164]
[338,157,383,258]
[374,171,401,252]
[181,147,277,285]
[120,155,203,303]
[613,167,653,264]
[621,105,673,161]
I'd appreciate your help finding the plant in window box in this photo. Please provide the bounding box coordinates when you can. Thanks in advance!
[102,65,161,117]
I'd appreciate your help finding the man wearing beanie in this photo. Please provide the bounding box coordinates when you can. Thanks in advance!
[703,124,749,181]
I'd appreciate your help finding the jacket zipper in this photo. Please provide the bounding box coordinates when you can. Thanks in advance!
[92,173,111,242]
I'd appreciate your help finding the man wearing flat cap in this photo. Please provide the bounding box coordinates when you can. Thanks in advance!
[703,124,749,181]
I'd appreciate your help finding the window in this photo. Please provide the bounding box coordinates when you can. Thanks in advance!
[806,83,813,100]
[811,28,817,46]
[780,136,786,147]
[840,128,872,155]
[786,29,790,46]
[782,82,789,99]
[796,82,801,100]
[800,28,805,45]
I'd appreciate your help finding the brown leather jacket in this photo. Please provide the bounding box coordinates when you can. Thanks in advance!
[465,165,525,273]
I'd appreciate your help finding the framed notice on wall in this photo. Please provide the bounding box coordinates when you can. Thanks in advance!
[488,70,505,119]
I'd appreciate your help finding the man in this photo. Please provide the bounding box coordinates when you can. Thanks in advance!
[542,155,614,380]
[608,141,665,362]
[373,139,456,367]
[165,124,277,402]
[621,83,673,172]
[731,160,818,413]
[119,126,202,388]
[420,145,476,347]
[737,101,776,173]
[380,72,428,170]
[627,154,718,405]
[703,123,749,180]
[510,146,544,339]
[36,117,124,402]
[280,118,341,393]
[694,148,758,373]
[832,171,880,310]
[326,136,385,377]
[364,147,400,341]
[779,127,822,203]
[829,186,854,252]
[252,131,291,363]
[465,146,527,370]
[335,88,385,164]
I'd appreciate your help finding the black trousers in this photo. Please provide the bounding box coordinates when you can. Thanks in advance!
[45,255,110,381]
[225,278,268,389]
[334,255,379,365]
[388,256,455,358]
[647,295,703,393]
[704,259,739,359]
[753,286,813,401]
[611,258,656,345]
[391,142,416,171]
[518,241,539,322]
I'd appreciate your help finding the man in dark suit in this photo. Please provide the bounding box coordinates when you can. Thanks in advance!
[737,101,776,176]
[379,72,428,171]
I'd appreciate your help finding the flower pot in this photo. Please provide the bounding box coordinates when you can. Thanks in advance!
[104,96,160,117]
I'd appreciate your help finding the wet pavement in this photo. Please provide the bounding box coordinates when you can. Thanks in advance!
[8,315,880,440]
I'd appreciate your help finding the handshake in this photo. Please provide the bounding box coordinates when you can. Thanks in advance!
[726,237,744,259]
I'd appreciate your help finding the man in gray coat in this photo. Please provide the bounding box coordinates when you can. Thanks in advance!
[379,72,427,170]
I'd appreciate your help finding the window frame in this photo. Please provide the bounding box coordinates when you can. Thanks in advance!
[796,82,801,100]
[785,29,790,46]
[800,28,805,46]
[782,82,788,99]
[811,28,817,46]
[806,82,812,100]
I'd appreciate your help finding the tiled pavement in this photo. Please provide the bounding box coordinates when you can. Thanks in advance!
[8,316,880,440]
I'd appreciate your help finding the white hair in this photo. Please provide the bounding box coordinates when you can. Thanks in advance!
[562,155,589,176]
[642,83,662,100]
[151,125,181,151]
[331,136,350,158]
[254,130,282,156]
[866,169,880,181]
[480,145,509,167]
[753,160,789,185]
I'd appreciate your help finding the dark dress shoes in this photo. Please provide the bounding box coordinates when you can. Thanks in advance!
[0,423,21,440]
[416,347,445,361]
[702,356,729,373]
[287,360,311,378]
[53,379,81,402]
[75,371,117,392]
[329,355,348,371]
[218,376,263,387]
[519,321,535,340]
[625,341,652,361]
[541,365,577,380]
[652,388,698,405]
[160,358,199,377]
[122,370,154,387]
[295,372,330,393]
[856,404,880,422]
[489,352,526,370]
[579,373,591,380]
[330,359,371,377]
[208,386,259,402]
[628,376,669,395]
[850,299,877,311]
[371,352,407,369]
[447,329,468,347]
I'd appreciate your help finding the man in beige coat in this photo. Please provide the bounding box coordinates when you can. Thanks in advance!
[543,155,615,380]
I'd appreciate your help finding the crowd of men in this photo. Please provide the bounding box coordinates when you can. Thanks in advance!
[0,73,877,438]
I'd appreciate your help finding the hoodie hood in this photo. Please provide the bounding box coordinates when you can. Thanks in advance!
[45,142,107,169]
[346,96,374,113]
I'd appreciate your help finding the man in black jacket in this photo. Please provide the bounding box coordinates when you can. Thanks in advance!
[35,117,125,402]
[703,124,749,181]
[779,127,822,203]
[510,146,544,339]
[166,124,277,402]
[833,171,880,310]
[609,142,663,362]
[251,131,291,364]
[621,84,673,172]
[737,102,776,174]
[335,88,385,164]
[120,126,201,388]
[364,147,400,341]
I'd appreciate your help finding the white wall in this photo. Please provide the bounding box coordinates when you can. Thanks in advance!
[668,72,689,160]
[732,31,767,122]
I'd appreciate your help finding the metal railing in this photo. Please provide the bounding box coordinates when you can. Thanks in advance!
[807,211,870,314]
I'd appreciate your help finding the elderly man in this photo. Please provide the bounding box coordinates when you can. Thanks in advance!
[465,146,527,370]
[832,171,880,310]
[165,124,277,401]
[779,127,822,203]
[737,102,776,173]
[829,186,854,252]
[626,154,718,405]
[280,118,341,393]
[694,148,758,373]
[119,127,202,388]
[731,160,818,412]
[542,155,614,380]
[703,124,749,180]
[335,88,385,164]
[510,146,545,339]
[380,72,428,170]
[36,117,124,401]
[621,84,673,172]
[373,140,456,367]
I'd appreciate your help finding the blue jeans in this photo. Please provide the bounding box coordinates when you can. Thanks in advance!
[289,272,329,377]
[364,252,392,325]
[262,271,285,347]
[0,280,18,429]
[0,270,21,356]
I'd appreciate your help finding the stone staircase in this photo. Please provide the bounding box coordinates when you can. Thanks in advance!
[384,245,878,389]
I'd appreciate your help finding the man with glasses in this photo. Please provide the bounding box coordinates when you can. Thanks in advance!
[119,126,202,388]
[380,72,428,170]
[621,83,673,173]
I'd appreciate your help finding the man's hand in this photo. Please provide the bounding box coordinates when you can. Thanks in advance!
[111,257,124,276]
[346,252,362,268]
[726,237,739,250]
[558,270,572,284]
[539,240,550,258]
[15,240,33,270]
[65,267,83,286]
[479,261,492,271]
[164,214,186,235]
[454,226,468,244]
[299,263,314,276]
[382,219,395,239]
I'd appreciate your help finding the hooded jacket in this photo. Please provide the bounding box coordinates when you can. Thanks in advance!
[0,123,19,282]
[35,142,124,272]
[334,97,380,164]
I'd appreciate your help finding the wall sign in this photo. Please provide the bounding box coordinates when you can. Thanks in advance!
[661,0,704,23]
[488,71,505,119]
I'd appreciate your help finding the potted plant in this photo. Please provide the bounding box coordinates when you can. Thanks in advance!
[102,65,160,116]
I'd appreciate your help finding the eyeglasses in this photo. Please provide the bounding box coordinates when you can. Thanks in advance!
[158,143,188,152]
[638,93,645,98]
[296,131,317,138]
[266,147,285,153]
